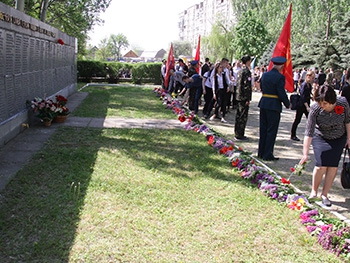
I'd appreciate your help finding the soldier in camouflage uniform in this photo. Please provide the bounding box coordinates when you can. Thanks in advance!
[234,55,252,141]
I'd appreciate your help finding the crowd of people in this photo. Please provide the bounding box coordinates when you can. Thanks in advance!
[161,55,350,207]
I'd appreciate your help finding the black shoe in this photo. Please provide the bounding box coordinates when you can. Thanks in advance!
[291,136,300,141]
[263,156,279,161]
[235,136,249,141]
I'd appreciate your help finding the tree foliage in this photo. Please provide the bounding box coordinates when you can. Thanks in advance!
[231,10,270,60]
[172,41,192,58]
[3,0,111,56]
[229,0,349,70]
[107,34,129,61]
[95,37,111,61]
[203,21,234,62]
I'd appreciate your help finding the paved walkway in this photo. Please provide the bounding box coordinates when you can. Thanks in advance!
[1,88,350,223]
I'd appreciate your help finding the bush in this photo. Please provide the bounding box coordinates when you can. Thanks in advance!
[132,62,162,85]
[77,60,162,85]
[77,60,107,81]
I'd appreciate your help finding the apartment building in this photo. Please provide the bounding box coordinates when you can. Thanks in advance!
[178,0,236,47]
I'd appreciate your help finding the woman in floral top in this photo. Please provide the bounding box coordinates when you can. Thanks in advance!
[300,85,350,206]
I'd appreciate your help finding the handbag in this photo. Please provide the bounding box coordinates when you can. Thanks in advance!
[290,93,301,110]
[340,147,350,189]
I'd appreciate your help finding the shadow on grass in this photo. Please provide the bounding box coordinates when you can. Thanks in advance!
[0,126,250,262]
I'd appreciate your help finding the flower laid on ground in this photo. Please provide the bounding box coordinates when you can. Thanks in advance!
[300,209,350,257]
[29,97,57,122]
[287,195,310,211]
[154,89,350,259]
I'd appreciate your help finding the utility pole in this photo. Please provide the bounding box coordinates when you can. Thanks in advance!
[15,0,24,12]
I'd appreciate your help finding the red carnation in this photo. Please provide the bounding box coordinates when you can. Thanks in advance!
[220,146,228,154]
[58,38,64,45]
[178,115,186,122]
[334,105,344,115]
[232,158,239,167]
[281,178,290,184]
[208,135,214,145]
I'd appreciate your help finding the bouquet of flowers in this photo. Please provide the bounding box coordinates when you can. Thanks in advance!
[54,95,70,116]
[30,97,57,122]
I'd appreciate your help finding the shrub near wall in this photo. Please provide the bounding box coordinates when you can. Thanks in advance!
[77,61,162,85]
[77,61,130,83]
[77,60,107,82]
[132,62,162,85]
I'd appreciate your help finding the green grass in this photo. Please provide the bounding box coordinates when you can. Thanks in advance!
[73,85,174,119]
[0,86,345,262]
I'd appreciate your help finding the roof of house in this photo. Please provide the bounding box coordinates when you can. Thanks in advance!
[140,49,166,59]
[123,50,139,58]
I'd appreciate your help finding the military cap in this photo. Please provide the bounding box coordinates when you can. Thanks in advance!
[190,60,198,66]
[271,56,287,65]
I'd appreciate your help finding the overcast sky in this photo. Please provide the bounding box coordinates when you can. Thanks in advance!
[88,0,200,51]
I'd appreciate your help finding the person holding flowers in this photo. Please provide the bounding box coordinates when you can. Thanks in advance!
[299,84,350,206]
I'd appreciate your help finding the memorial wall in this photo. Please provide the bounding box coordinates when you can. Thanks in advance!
[0,2,77,145]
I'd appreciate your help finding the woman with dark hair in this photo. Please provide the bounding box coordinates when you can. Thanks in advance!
[340,68,350,105]
[290,70,315,141]
[209,62,228,123]
[300,85,350,206]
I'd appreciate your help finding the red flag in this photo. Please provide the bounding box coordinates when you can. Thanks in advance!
[194,35,200,73]
[268,4,293,93]
[164,43,175,89]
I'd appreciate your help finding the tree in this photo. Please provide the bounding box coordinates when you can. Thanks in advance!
[3,0,112,57]
[95,37,111,61]
[107,34,129,61]
[204,21,234,62]
[172,41,192,59]
[332,10,350,69]
[231,10,270,60]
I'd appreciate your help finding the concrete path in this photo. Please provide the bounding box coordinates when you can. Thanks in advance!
[1,88,350,223]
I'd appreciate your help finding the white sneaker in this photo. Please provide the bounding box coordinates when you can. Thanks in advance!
[209,115,215,121]
[321,195,331,206]
[221,118,227,123]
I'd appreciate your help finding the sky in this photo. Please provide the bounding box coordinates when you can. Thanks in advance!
[88,0,201,52]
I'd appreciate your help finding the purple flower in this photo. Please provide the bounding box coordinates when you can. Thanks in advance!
[306,226,318,233]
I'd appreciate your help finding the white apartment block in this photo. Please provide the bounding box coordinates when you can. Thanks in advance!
[178,0,236,47]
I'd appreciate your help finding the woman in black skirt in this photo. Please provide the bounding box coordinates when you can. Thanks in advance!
[300,85,350,206]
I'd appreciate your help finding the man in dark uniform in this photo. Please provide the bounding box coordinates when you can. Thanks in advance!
[258,56,290,161]
[234,55,252,141]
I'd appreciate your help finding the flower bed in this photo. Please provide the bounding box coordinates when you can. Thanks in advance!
[153,87,350,259]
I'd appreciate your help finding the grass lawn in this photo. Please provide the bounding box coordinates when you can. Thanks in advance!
[73,84,175,119]
[0,85,344,262]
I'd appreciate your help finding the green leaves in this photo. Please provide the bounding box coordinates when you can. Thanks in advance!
[231,10,271,60]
